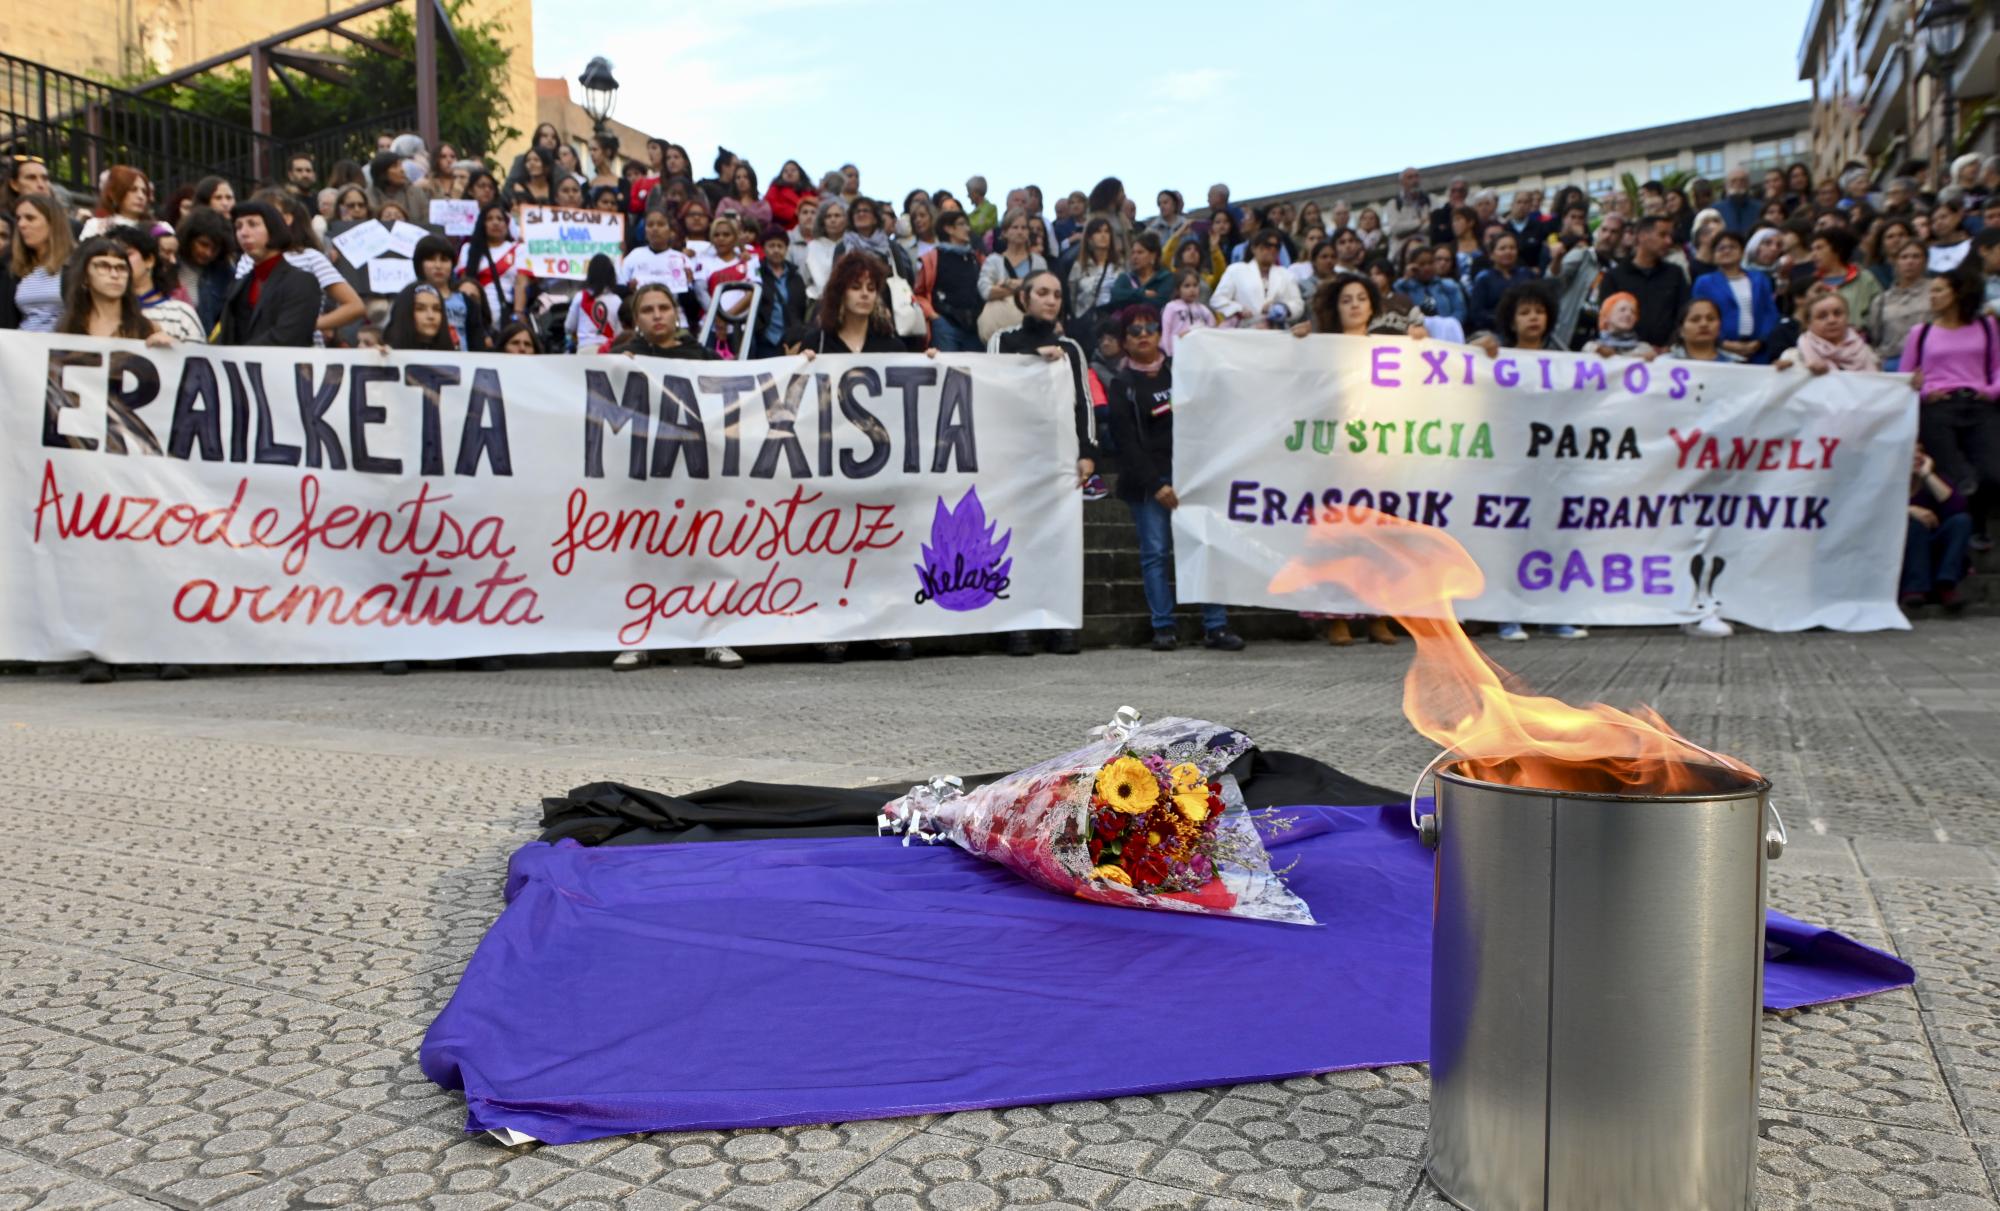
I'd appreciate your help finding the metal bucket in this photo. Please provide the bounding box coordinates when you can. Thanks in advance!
[1419,760,1781,1211]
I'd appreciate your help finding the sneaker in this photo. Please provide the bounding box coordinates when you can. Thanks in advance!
[1496,623,1528,642]
[1151,629,1179,652]
[1049,630,1080,655]
[1006,631,1035,657]
[78,661,115,684]
[820,642,847,664]
[1900,591,1929,610]
[1939,584,1966,615]
[610,651,648,672]
[381,661,410,676]
[703,645,745,669]
[1682,616,1734,638]
[1973,534,1995,553]
[1203,628,1246,651]
[158,664,190,681]
[1080,474,1110,501]
[1544,625,1590,640]
[885,640,915,661]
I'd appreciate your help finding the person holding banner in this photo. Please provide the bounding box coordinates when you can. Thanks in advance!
[382,281,456,351]
[411,234,488,351]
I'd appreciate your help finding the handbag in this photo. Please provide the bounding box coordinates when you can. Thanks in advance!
[885,273,927,339]
[978,296,1024,343]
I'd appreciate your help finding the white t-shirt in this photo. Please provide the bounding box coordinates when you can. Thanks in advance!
[620,245,692,293]
[1929,240,1972,274]
[456,240,530,320]
[1727,274,1755,337]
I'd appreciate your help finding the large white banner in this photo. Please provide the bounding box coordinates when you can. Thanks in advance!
[1172,330,1915,631]
[2,333,1081,663]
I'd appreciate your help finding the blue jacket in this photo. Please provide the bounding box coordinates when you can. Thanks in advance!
[1466,266,1536,334]
[1714,194,1761,237]
[1396,275,1468,324]
[1691,268,1780,363]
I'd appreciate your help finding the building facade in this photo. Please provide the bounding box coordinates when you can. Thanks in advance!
[1237,103,1812,219]
[1798,0,1997,184]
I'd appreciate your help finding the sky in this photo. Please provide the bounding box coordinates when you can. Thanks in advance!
[534,1,1814,211]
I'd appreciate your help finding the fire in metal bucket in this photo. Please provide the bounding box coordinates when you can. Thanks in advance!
[1269,505,1758,794]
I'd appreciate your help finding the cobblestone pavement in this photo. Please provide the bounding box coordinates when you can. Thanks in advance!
[4,622,2000,1210]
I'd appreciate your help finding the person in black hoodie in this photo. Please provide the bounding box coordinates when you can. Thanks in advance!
[1106,305,1245,653]
[218,201,319,346]
[613,281,718,359]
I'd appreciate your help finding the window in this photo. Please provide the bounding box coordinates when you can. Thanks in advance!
[1693,147,1724,176]
[1650,158,1681,181]
[1586,166,1616,197]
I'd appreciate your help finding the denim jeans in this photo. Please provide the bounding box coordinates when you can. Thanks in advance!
[931,315,982,352]
[1903,512,1972,593]
[1127,495,1226,632]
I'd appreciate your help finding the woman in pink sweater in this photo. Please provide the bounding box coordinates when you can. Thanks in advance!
[1902,266,2000,545]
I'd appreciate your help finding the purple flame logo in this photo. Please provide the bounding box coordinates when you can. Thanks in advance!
[913,488,1013,611]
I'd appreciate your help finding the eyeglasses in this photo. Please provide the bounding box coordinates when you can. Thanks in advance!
[87,259,130,274]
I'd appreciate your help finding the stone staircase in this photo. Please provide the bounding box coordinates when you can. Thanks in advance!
[1080,497,1316,647]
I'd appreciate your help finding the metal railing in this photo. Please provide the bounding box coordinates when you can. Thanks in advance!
[0,51,278,192]
[1,51,415,195]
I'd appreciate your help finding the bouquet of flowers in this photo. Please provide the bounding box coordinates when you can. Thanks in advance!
[879,709,1315,925]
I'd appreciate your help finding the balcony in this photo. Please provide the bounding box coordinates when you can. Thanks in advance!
[1857,0,1906,75]
[1861,48,1912,150]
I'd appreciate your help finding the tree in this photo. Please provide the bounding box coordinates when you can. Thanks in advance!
[147,0,519,159]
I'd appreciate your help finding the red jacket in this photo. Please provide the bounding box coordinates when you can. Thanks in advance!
[764,183,816,228]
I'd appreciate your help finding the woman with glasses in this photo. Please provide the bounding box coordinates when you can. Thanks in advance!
[55,237,186,683]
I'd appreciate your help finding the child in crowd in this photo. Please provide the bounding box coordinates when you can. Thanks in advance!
[1905,445,1971,613]
[1160,271,1216,356]
[1586,291,1653,357]
[1780,292,1880,373]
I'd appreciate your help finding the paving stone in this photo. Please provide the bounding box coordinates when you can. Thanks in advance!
[4,626,2000,1208]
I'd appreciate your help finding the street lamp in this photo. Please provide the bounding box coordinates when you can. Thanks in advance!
[1918,0,1970,159]
[579,57,619,136]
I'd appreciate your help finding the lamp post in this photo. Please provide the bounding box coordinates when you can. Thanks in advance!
[1918,0,1970,163]
[579,56,620,138]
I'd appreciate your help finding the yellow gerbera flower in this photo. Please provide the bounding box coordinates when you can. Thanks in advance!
[1095,756,1160,814]
[1091,864,1133,886]
[1173,791,1211,822]
[1168,763,1206,794]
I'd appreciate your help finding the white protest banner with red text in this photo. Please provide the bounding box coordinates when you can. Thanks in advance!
[1171,329,1915,632]
[1,334,1081,663]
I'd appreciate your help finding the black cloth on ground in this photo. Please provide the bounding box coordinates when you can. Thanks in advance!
[538,749,1402,847]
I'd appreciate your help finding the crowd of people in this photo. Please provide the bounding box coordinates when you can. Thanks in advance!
[3,131,1999,676]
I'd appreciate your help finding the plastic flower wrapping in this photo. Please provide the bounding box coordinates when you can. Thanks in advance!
[879,709,1316,925]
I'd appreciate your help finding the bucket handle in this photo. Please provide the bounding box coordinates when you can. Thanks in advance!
[1407,731,1782,858]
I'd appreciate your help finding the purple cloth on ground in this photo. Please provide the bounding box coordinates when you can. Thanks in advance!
[420,804,1915,1143]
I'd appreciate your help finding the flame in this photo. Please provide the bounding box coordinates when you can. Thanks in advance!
[1270,507,1759,796]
